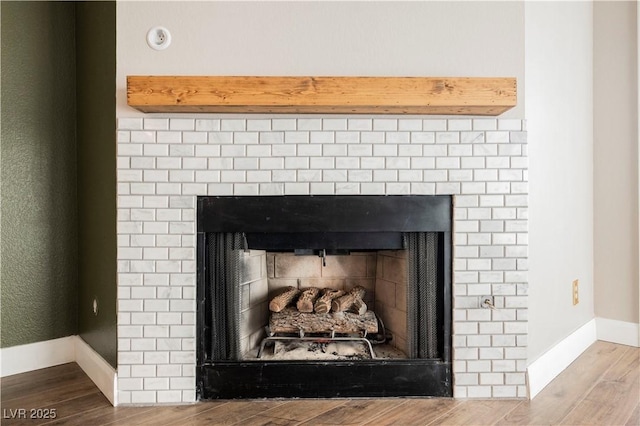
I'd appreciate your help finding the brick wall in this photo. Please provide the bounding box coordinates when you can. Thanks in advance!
[239,250,269,357]
[375,250,408,354]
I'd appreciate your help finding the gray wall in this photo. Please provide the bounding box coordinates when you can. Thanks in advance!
[1,2,78,347]
[76,1,117,368]
[594,1,639,325]
[525,1,595,363]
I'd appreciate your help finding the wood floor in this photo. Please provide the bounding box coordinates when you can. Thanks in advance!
[1,341,638,425]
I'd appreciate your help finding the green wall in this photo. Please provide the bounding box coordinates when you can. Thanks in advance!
[76,1,117,368]
[1,2,78,347]
[1,2,117,368]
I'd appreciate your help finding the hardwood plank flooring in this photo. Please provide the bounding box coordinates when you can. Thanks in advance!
[626,404,640,426]
[496,341,631,425]
[361,399,461,425]
[1,342,637,425]
[560,344,640,425]
[241,400,347,425]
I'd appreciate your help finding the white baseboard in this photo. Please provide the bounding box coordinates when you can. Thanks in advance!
[74,336,118,406]
[527,319,597,399]
[0,335,117,406]
[2,318,635,406]
[0,336,76,377]
[596,317,640,347]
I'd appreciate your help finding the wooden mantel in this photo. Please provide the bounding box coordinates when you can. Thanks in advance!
[127,76,516,115]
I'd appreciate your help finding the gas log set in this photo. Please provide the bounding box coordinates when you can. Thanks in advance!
[257,285,383,359]
[269,286,368,315]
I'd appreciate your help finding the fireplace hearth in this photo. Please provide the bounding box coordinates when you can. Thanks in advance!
[197,195,452,398]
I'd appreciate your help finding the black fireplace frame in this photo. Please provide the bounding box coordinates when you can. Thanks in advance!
[197,195,452,399]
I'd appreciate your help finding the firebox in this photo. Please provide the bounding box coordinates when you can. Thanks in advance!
[197,195,452,399]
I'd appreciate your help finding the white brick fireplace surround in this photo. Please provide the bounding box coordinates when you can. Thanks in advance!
[116,117,528,404]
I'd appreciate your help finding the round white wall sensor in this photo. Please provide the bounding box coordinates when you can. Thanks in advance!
[147,26,171,50]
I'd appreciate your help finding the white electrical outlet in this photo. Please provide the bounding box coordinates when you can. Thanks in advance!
[147,26,171,50]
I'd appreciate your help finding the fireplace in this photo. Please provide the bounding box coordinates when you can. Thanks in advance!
[196,195,452,398]
[116,117,528,404]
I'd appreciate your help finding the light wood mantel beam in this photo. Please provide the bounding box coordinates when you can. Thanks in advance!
[127,76,516,115]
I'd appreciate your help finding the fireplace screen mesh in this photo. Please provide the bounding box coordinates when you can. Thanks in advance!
[406,232,439,359]
[207,232,244,360]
